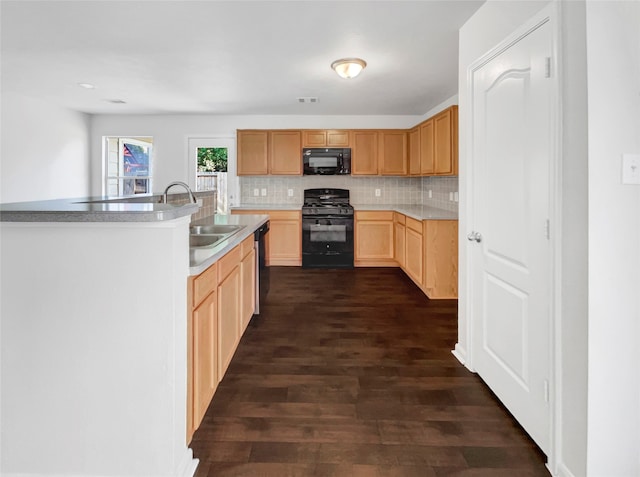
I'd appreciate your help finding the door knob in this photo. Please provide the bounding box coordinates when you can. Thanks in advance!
[467,231,482,243]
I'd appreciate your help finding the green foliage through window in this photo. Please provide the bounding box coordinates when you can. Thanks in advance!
[197,147,227,172]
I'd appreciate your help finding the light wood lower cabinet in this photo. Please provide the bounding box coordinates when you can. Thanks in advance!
[187,262,219,443]
[424,220,458,298]
[355,211,395,266]
[390,212,458,299]
[187,234,257,444]
[192,291,217,430]
[217,246,242,378]
[240,238,256,334]
[394,217,406,268]
[232,210,301,266]
[405,217,424,287]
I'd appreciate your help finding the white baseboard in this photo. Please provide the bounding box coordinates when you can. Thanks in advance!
[550,461,577,477]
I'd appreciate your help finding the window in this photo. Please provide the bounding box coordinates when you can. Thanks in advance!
[196,147,227,192]
[105,137,153,196]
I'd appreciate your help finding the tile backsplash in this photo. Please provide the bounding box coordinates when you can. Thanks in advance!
[239,176,459,212]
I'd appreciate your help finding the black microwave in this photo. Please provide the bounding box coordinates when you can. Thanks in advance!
[303,148,351,175]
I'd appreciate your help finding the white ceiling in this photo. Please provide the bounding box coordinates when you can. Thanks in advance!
[1,0,484,116]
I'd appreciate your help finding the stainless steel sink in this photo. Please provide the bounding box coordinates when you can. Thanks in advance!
[189,234,227,247]
[190,224,244,235]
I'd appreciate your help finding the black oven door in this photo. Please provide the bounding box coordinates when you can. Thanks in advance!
[302,215,354,268]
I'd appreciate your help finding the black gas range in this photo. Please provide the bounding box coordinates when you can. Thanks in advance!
[301,188,354,269]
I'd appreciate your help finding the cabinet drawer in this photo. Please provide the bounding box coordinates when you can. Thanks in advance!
[241,235,254,257]
[406,216,422,234]
[393,212,406,225]
[217,245,242,282]
[192,262,218,307]
[356,210,394,221]
[268,210,300,221]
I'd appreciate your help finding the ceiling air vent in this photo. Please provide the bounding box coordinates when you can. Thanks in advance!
[297,97,318,103]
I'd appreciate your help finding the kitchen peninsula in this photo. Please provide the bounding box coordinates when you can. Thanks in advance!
[0,196,267,477]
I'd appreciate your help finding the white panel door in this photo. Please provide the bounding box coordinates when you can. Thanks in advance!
[470,18,552,454]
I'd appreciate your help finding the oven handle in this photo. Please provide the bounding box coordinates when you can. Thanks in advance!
[302,215,354,220]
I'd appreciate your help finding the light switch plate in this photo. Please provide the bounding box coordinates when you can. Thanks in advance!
[287,189,294,197]
[261,188,267,196]
[253,188,259,197]
[622,154,640,184]
[375,189,381,197]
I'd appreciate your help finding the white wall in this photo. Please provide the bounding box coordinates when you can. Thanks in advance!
[585,2,640,476]
[0,92,91,203]
[89,114,423,197]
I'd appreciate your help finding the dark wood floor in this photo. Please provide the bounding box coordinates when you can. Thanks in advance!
[191,267,548,477]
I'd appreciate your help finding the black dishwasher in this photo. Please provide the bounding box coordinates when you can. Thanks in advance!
[254,221,269,314]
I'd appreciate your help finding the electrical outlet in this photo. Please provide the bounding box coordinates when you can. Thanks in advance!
[622,154,640,184]
[253,188,259,197]
[261,188,267,196]
[375,189,381,197]
[454,192,459,202]
[449,192,454,201]
[428,189,433,199]
[287,189,294,197]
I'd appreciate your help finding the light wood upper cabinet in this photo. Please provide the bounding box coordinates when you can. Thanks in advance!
[433,106,458,175]
[269,130,302,175]
[351,130,379,175]
[237,130,269,175]
[355,211,395,266]
[379,130,408,176]
[237,130,301,175]
[408,127,421,176]
[420,119,435,175]
[302,130,349,147]
[424,220,458,298]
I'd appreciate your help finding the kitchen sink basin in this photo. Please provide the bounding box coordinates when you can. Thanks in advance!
[189,224,244,235]
[189,234,227,247]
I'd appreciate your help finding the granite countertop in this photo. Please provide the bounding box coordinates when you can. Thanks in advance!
[189,213,269,275]
[353,204,458,220]
[231,203,302,211]
[0,196,199,222]
[232,203,457,220]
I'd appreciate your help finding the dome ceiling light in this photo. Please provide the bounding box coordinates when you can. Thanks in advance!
[331,58,367,79]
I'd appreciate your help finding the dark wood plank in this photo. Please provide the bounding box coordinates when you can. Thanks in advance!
[191,267,548,477]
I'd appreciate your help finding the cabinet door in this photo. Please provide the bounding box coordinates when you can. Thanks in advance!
[424,220,458,298]
[434,108,455,175]
[270,130,302,175]
[405,227,423,286]
[420,119,435,175]
[408,127,421,176]
[302,130,326,147]
[240,247,256,333]
[351,131,378,175]
[394,221,406,268]
[237,130,268,175]
[355,212,394,265]
[217,266,240,378]
[268,216,302,266]
[192,291,217,431]
[326,130,349,147]
[379,130,408,175]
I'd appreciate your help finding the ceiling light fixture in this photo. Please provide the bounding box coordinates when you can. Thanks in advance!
[331,58,367,79]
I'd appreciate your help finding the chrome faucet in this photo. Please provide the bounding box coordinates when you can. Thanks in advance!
[162,181,197,204]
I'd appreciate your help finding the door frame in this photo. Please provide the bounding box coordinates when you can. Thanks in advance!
[459,4,562,473]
